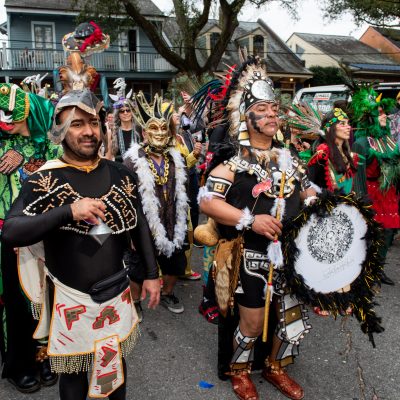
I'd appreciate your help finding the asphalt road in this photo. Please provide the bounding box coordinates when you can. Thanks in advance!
[1,240,400,400]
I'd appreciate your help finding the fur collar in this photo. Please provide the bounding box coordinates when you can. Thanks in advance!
[124,143,188,257]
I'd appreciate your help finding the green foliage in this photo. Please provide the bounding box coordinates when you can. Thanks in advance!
[308,66,346,86]
[166,72,214,106]
[322,0,400,27]
[73,0,299,74]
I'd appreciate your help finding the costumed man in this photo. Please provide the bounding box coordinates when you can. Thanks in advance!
[199,55,315,400]
[124,93,189,314]
[351,86,400,285]
[2,87,160,400]
[2,25,160,400]
[0,83,61,392]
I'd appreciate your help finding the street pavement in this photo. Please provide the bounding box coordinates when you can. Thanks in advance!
[1,240,400,400]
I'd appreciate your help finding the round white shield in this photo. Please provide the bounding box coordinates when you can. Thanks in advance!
[294,204,367,294]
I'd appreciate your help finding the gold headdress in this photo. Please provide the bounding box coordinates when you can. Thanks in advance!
[132,92,173,129]
[132,92,174,152]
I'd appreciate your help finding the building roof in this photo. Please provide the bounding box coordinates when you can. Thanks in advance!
[350,63,400,72]
[374,27,400,49]
[4,0,164,16]
[163,18,311,77]
[291,32,398,66]
[257,20,311,76]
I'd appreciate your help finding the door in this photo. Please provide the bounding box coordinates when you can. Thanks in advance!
[128,30,137,71]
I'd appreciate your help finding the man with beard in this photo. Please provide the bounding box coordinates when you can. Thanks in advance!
[199,56,316,400]
[2,88,160,400]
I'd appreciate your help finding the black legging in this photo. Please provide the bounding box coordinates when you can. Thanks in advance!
[59,358,127,400]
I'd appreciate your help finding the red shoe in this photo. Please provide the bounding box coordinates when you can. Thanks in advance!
[231,371,259,400]
[262,367,304,400]
[184,271,201,280]
[198,299,219,325]
[313,307,330,317]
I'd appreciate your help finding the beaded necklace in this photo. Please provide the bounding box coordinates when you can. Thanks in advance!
[145,147,170,185]
[117,127,136,156]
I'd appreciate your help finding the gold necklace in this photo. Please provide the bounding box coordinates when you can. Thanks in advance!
[147,153,170,185]
[337,146,350,167]
[59,157,101,173]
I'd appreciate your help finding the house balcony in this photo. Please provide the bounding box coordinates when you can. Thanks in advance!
[0,47,176,73]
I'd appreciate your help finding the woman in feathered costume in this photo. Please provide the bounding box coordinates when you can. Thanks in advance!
[351,86,399,285]
[307,108,360,194]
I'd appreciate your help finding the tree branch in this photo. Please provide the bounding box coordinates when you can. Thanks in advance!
[122,0,189,71]
[201,0,244,72]
[190,0,213,36]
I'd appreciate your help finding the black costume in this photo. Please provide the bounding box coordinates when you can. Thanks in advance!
[206,144,312,375]
[2,159,157,398]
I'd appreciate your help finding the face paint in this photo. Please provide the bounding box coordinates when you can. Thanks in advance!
[248,112,264,134]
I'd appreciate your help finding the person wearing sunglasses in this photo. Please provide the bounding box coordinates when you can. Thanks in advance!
[113,100,141,162]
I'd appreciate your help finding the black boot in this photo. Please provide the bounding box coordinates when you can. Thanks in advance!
[7,373,41,393]
[38,358,58,387]
[381,272,395,286]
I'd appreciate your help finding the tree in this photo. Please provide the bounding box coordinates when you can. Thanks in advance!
[74,0,297,75]
[322,0,400,28]
[308,66,345,86]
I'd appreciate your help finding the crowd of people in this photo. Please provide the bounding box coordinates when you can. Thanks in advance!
[0,22,399,400]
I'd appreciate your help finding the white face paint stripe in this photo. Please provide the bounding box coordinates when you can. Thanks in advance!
[0,109,13,123]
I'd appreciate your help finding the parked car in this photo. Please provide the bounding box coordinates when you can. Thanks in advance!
[293,85,350,114]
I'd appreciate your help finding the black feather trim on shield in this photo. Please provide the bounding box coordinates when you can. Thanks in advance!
[282,190,384,347]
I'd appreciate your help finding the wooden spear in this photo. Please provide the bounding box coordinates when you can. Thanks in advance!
[262,148,288,343]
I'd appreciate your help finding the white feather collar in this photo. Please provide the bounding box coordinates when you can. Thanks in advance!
[124,143,188,257]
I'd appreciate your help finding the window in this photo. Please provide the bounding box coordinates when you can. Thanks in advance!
[295,44,305,57]
[210,32,220,49]
[253,35,264,56]
[32,22,55,49]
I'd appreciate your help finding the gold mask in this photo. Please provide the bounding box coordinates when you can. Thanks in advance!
[145,117,170,152]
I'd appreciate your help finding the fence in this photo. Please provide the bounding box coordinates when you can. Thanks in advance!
[0,47,175,72]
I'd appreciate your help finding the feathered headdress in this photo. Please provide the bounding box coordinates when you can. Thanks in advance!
[199,50,275,146]
[50,22,108,144]
[62,21,110,57]
[109,77,133,109]
[21,73,50,98]
[285,103,325,139]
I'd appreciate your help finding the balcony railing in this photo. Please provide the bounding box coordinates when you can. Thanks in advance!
[0,47,176,73]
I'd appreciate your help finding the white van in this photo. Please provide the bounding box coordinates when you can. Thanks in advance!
[292,85,350,114]
[293,83,400,114]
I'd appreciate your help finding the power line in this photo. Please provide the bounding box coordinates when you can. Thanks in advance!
[4,39,400,57]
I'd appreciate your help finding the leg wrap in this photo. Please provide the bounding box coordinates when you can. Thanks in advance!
[230,326,257,373]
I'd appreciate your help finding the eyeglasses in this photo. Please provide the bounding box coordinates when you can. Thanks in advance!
[119,109,131,114]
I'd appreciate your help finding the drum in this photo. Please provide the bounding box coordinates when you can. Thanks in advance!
[282,191,384,345]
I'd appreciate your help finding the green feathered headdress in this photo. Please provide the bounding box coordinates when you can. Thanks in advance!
[351,85,395,128]
[0,86,55,158]
[0,83,30,122]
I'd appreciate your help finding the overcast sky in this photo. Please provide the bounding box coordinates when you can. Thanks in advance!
[0,0,368,42]
[157,0,368,41]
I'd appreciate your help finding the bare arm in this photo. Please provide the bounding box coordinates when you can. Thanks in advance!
[300,187,317,201]
[199,163,282,240]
